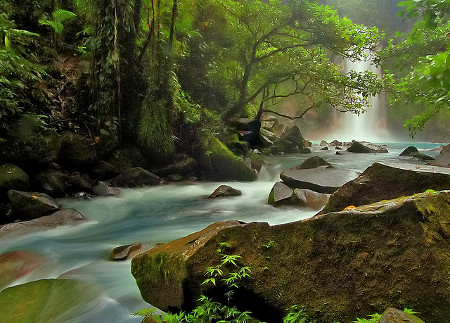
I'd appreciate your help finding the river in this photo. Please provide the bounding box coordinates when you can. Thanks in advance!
[0,142,444,322]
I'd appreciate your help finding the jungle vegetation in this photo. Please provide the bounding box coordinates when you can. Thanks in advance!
[0,0,448,164]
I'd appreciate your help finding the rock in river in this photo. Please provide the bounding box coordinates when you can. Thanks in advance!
[280,166,359,194]
[132,190,450,323]
[322,161,450,213]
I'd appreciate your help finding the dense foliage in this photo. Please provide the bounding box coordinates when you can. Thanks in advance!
[383,0,450,136]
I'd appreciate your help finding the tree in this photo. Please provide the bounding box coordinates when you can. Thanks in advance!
[182,0,384,124]
[383,0,450,136]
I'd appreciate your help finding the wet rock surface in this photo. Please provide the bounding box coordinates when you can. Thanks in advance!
[132,191,450,323]
[322,161,450,213]
[347,141,388,153]
[208,185,242,198]
[280,166,360,194]
[7,190,61,220]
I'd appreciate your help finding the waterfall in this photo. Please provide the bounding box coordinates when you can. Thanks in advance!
[337,55,390,142]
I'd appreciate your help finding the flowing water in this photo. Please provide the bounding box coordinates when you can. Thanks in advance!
[0,142,444,322]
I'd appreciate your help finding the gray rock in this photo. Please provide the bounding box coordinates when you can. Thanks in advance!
[299,147,311,154]
[113,167,161,187]
[291,189,329,210]
[292,156,331,170]
[410,151,435,161]
[111,243,142,261]
[92,182,118,196]
[322,161,450,213]
[0,208,85,237]
[7,190,61,220]
[280,166,360,194]
[399,146,419,156]
[208,185,242,198]
[268,182,294,206]
[347,141,388,153]
[431,144,450,167]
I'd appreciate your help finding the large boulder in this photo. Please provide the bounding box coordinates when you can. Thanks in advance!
[57,132,96,170]
[0,208,85,237]
[113,167,161,187]
[155,157,200,179]
[132,191,450,322]
[0,164,30,199]
[280,166,360,194]
[7,190,61,220]
[322,161,450,213]
[288,156,331,170]
[347,141,388,153]
[192,135,257,181]
[32,170,67,198]
[280,125,308,149]
[90,161,120,180]
[291,188,329,210]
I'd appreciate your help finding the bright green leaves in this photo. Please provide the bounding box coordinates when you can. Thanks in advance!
[384,0,449,136]
[39,9,76,34]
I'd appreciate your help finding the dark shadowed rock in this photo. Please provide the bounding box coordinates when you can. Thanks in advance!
[379,308,424,323]
[111,243,142,261]
[113,167,161,187]
[0,164,30,198]
[410,152,435,161]
[92,182,118,196]
[108,147,148,171]
[7,190,61,220]
[132,191,450,322]
[32,170,67,198]
[0,208,85,237]
[90,161,120,180]
[399,146,419,156]
[155,157,200,178]
[347,141,388,153]
[268,182,293,206]
[291,156,331,170]
[322,161,450,213]
[320,140,328,146]
[291,188,329,210]
[208,185,242,198]
[280,126,307,149]
[65,173,93,195]
[320,146,328,150]
[280,166,359,194]
[57,132,96,170]
[299,147,311,154]
[431,144,450,167]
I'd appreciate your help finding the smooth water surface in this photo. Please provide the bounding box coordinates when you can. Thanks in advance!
[0,142,444,322]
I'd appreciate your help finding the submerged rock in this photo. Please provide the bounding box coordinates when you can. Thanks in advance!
[0,250,44,289]
[347,141,388,153]
[132,191,450,322]
[208,185,242,198]
[322,161,450,213]
[410,151,435,161]
[280,166,359,194]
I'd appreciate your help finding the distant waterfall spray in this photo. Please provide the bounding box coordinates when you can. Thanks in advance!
[335,55,390,142]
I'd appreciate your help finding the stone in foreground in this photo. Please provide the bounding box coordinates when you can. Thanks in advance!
[7,190,61,220]
[280,166,359,194]
[132,191,450,323]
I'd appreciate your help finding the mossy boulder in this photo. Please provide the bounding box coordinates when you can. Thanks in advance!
[7,190,61,220]
[113,167,161,187]
[0,279,102,322]
[57,132,96,170]
[0,164,30,199]
[132,191,450,322]
[32,170,67,198]
[322,161,450,213]
[192,134,257,181]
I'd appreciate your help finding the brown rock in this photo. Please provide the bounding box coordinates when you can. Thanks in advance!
[208,185,242,198]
